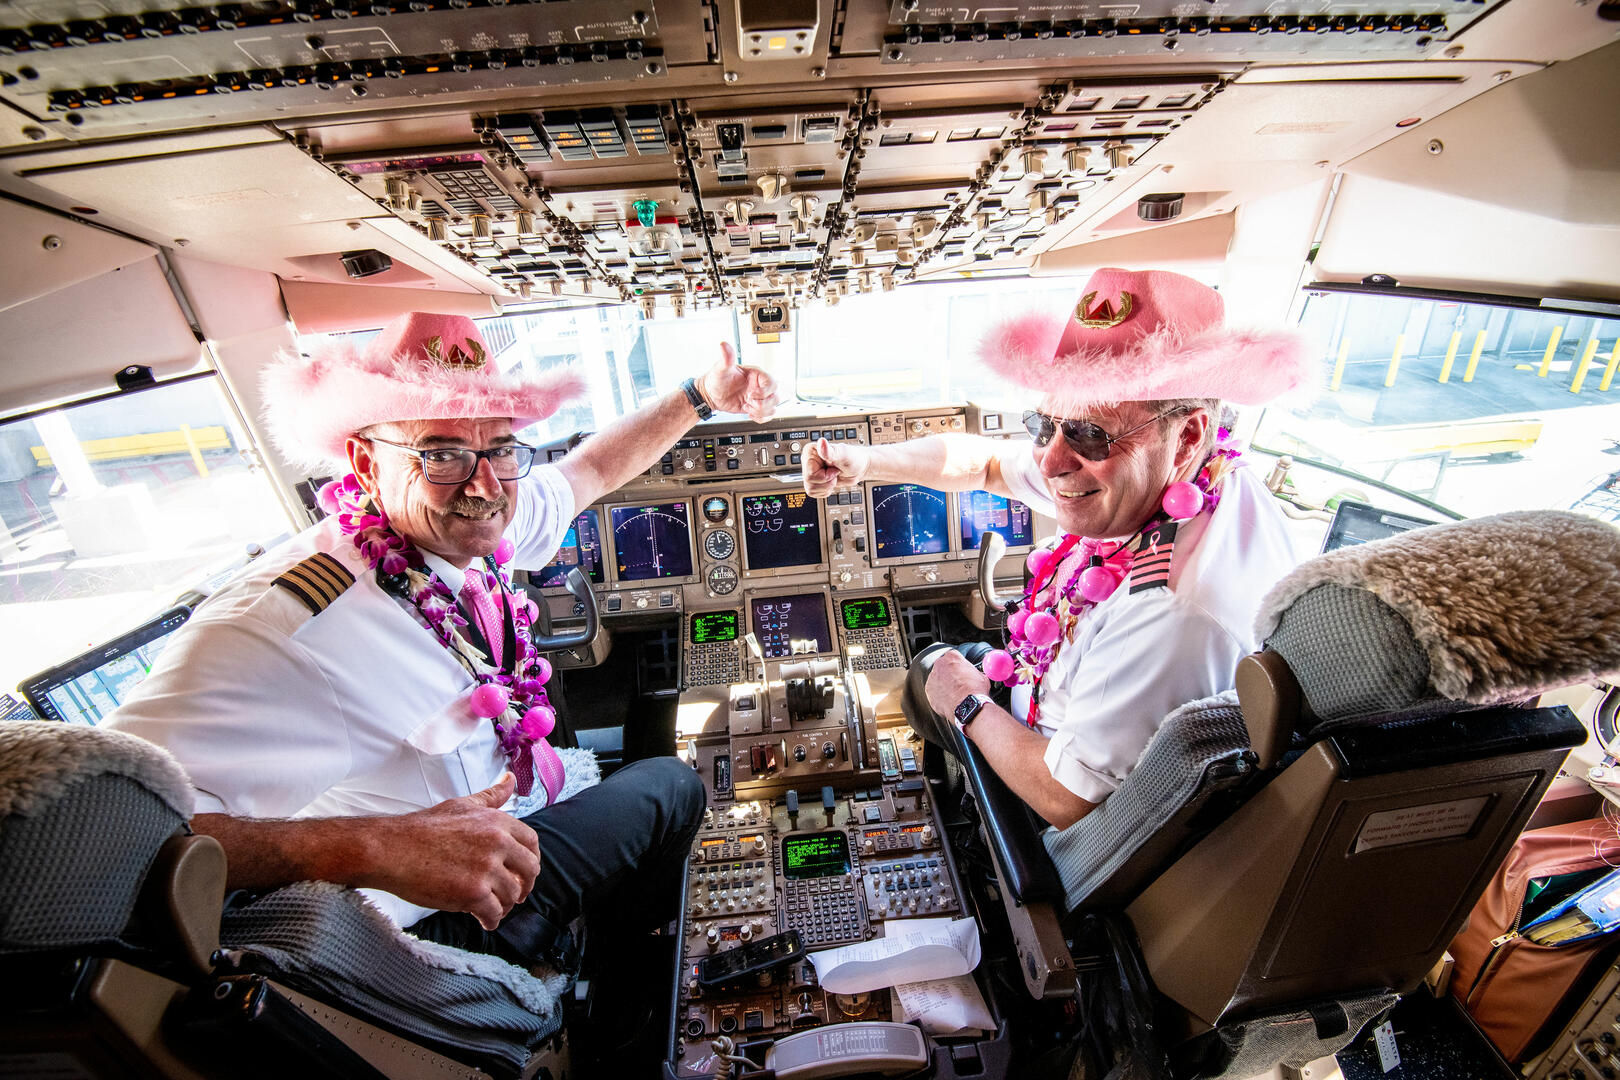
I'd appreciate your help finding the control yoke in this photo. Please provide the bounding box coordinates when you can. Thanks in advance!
[976,532,1016,613]
[531,566,599,652]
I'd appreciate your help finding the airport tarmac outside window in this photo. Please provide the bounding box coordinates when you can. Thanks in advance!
[1254,291,1620,523]
[795,277,1088,410]
[0,377,293,697]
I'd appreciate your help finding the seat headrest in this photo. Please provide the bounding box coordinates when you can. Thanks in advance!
[0,721,194,820]
[1254,510,1620,723]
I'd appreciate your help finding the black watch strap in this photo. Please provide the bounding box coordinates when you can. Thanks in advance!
[682,377,713,420]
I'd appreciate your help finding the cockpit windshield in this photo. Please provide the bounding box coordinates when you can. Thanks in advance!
[1254,289,1620,522]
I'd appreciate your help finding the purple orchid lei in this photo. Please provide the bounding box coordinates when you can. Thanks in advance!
[1003,432,1245,711]
[323,474,556,796]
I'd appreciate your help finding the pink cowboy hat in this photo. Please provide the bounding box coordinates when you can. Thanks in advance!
[979,267,1315,413]
[262,312,585,470]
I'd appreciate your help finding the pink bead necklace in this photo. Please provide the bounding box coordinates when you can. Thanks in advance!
[981,440,1243,727]
[322,475,563,800]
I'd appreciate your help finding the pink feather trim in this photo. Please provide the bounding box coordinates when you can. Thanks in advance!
[261,341,587,470]
[978,312,1317,409]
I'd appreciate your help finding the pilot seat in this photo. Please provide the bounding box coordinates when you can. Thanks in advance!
[906,509,1618,1078]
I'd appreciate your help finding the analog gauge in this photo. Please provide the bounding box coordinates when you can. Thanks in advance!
[704,529,736,560]
[707,564,739,595]
[702,496,729,523]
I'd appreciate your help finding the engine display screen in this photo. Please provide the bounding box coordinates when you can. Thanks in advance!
[782,832,851,880]
[610,502,694,581]
[741,492,822,571]
[840,597,892,630]
[690,610,739,644]
[958,490,1034,550]
[869,483,950,560]
[750,592,831,659]
[534,510,605,587]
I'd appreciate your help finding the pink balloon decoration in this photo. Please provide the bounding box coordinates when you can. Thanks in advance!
[982,649,1016,682]
[533,656,553,684]
[1023,611,1061,647]
[1078,564,1120,603]
[1026,548,1055,578]
[494,538,516,565]
[317,479,344,515]
[1007,607,1030,639]
[1161,481,1204,520]
[520,705,556,740]
[525,598,540,620]
[468,683,511,718]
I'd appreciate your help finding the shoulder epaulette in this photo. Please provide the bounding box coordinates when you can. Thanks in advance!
[1129,520,1179,594]
[272,552,356,615]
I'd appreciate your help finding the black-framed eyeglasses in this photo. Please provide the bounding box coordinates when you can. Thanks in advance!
[368,436,538,485]
[1021,409,1173,462]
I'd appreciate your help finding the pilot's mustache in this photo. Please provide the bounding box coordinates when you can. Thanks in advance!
[447,494,509,516]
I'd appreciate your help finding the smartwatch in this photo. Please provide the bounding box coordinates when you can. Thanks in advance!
[681,377,713,420]
[953,693,992,733]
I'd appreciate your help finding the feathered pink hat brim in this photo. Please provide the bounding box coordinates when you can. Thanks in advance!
[980,310,1317,412]
[261,339,587,471]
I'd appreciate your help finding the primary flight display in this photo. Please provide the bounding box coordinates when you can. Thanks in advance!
[611,502,694,581]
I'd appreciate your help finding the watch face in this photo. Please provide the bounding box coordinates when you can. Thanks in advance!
[954,694,984,724]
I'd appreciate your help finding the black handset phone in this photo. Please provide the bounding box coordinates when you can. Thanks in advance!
[696,929,806,989]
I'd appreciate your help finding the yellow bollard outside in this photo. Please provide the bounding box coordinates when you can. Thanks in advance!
[1537,325,1563,377]
[1463,330,1486,382]
[181,423,209,478]
[1570,338,1601,394]
[1330,338,1349,392]
[1600,341,1618,393]
[1383,334,1405,388]
[1438,331,1461,383]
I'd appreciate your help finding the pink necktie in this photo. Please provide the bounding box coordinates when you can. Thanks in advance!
[458,570,505,668]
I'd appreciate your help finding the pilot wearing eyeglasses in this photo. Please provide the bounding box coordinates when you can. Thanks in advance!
[104,311,778,985]
[803,268,1312,830]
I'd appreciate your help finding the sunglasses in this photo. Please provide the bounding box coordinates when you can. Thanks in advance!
[1021,409,1174,462]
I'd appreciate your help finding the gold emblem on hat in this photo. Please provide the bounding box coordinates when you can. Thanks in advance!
[1074,290,1134,329]
[423,335,488,371]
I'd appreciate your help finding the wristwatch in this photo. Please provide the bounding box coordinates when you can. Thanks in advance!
[681,377,713,420]
[953,693,993,733]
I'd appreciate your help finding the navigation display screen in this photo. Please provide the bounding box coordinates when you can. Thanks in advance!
[610,502,694,581]
[841,597,891,630]
[690,610,739,644]
[534,510,605,587]
[958,490,1034,550]
[741,491,822,570]
[750,592,831,659]
[782,832,851,880]
[1321,501,1438,553]
[869,483,950,559]
[22,607,191,724]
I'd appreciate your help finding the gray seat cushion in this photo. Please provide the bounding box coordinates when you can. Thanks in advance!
[1045,692,1256,912]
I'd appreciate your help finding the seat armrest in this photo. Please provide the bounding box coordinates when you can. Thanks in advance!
[135,833,226,977]
[955,740,1066,905]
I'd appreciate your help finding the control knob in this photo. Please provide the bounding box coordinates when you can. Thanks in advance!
[752,836,767,855]
[635,596,649,609]
[793,744,807,762]
[863,838,875,854]
[923,569,939,583]
[706,927,721,948]
[910,419,928,434]
[682,458,695,470]
[739,923,754,941]
[837,571,852,584]
[921,825,935,844]
[822,741,836,760]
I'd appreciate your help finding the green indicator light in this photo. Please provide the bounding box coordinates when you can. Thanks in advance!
[632,198,658,228]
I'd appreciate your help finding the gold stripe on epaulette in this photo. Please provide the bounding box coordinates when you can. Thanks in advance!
[273,552,357,616]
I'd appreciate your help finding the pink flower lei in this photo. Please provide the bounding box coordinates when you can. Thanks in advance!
[988,434,1244,727]
[321,474,559,798]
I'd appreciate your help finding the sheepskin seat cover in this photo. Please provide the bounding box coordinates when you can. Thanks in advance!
[1255,510,1620,722]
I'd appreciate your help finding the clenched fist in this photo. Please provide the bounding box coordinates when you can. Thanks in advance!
[803,437,873,498]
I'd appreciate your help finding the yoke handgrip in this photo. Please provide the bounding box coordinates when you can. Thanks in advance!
[977,531,1014,612]
[530,566,599,652]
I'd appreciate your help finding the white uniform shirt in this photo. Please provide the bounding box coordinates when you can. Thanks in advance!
[1000,454,1299,805]
[103,464,576,925]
